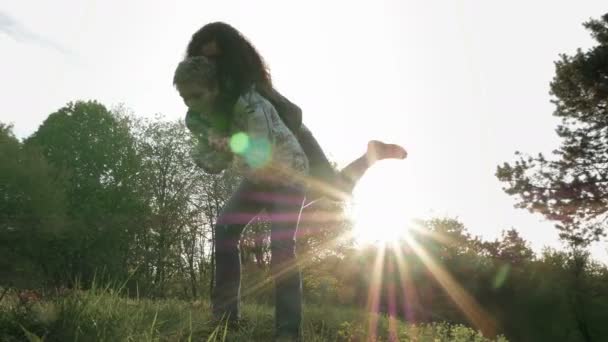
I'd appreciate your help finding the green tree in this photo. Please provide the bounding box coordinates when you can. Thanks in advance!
[484,229,535,266]
[0,123,68,287]
[24,101,145,286]
[496,13,608,246]
[130,116,225,298]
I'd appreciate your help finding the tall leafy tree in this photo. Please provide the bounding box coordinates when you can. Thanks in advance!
[0,123,67,287]
[25,101,145,285]
[131,117,216,297]
[497,13,608,246]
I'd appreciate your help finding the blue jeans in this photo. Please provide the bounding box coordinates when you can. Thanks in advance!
[213,179,305,337]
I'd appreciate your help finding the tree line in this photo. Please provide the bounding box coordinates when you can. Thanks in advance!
[2,12,608,342]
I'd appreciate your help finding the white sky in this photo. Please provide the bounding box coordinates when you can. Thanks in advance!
[2,0,607,262]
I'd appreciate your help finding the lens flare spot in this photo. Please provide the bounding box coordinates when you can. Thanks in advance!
[492,264,510,289]
[245,137,272,168]
[230,132,249,154]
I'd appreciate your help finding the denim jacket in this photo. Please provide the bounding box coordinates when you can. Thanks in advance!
[186,87,309,185]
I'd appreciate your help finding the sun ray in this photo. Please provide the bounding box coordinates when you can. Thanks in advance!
[403,234,497,336]
[386,256,400,341]
[237,206,356,301]
[390,240,419,323]
[346,163,416,246]
[365,244,386,341]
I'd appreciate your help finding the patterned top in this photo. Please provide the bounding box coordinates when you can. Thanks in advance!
[186,87,309,186]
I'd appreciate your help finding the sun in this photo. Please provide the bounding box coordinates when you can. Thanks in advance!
[347,163,413,246]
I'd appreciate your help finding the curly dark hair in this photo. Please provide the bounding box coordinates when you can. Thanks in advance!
[186,22,272,97]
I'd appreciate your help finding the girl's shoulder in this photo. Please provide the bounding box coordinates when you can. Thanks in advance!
[236,87,273,109]
[233,87,278,119]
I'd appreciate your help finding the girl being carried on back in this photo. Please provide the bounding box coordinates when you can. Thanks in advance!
[173,23,407,341]
[173,54,402,341]
[184,22,407,202]
[174,56,309,340]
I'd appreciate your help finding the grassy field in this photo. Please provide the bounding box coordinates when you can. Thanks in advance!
[0,286,508,341]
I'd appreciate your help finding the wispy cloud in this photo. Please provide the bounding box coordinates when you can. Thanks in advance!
[0,10,74,57]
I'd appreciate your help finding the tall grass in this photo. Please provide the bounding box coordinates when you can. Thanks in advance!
[0,284,508,341]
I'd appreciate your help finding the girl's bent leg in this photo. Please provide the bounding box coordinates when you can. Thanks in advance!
[299,127,407,203]
[336,140,408,195]
[297,125,342,199]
